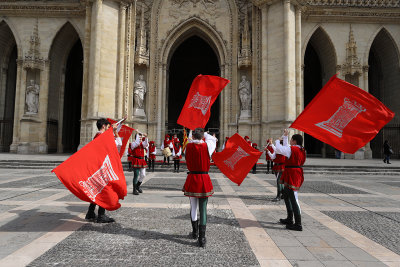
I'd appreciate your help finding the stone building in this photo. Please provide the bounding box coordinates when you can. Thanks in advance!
[0,0,399,158]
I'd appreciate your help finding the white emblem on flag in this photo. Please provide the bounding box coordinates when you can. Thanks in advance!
[188,92,212,115]
[79,155,119,202]
[315,97,366,138]
[224,146,249,170]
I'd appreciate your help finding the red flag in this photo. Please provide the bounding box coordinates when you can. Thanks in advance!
[291,75,394,154]
[212,134,262,186]
[52,128,127,210]
[177,75,230,130]
[107,118,134,158]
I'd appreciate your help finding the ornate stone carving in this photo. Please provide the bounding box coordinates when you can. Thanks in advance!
[303,0,399,8]
[168,0,222,20]
[341,25,362,76]
[133,74,147,117]
[25,79,40,114]
[23,19,46,70]
[0,1,85,17]
[135,3,150,66]
[238,6,252,68]
[239,75,252,118]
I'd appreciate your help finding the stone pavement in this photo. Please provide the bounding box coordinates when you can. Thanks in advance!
[0,163,399,266]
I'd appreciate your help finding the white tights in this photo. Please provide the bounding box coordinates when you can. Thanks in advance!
[190,197,199,221]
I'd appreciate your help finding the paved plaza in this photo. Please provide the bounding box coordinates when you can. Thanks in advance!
[0,159,400,266]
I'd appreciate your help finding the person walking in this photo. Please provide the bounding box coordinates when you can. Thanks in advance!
[383,140,393,164]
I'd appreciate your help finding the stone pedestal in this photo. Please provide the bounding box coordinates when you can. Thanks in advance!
[239,110,251,121]
[133,108,146,118]
[15,114,47,153]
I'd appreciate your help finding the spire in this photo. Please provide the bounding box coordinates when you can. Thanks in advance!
[342,24,362,76]
[135,3,149,66]
[238,6,252,68]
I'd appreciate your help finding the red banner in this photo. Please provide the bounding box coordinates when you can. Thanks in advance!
[52,128,127,211]
[107,118,134,158]
[212,134,262,186]
[177,75,230,130]
[291,75,394,154]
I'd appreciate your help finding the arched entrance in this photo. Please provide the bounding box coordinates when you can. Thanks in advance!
[368,28,400,158]
[47,23,83,153]
[0,21,17,152]
[167,35,220,134]
[303,27,337,157]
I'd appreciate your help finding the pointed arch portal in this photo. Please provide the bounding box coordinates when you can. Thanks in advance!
[167,35,220,133]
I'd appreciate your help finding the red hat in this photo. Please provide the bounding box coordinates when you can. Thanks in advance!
[225,137,229,140]
[149,141,155,145]
[244,136,250,140]
[165,134,170,139]
[252,143,258,147]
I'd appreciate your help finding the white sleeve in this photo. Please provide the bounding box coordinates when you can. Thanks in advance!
[275,138,291,158]
[283,135,289,147]
[188,130,194,143]
[131,134,140,149]
[169,142,173,148]
[142,137,148,148]
[177,147,182,157]
[204,132,217,157]
[161,143,164,150]
[268,150,276,160]
[115,137,122,149]
[172,147,176,156]
[152,148,157,155]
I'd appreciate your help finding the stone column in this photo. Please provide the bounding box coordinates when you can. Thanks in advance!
[283,0,295,122]
[295,7,302,117]
[260,4,268,128]
[9,60,23,152]
[156,64,164,146]
[117,2,127,118]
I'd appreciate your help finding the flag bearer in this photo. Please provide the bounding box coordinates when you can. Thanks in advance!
[131,131,148,195]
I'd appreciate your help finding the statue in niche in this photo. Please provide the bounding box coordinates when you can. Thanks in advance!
[133,74,147,117]
[238,75,251,111]
[26,79,40,114]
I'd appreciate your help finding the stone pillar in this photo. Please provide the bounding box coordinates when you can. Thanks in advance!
[260,4,269,139]
[117,2,127,119]
[156,64,164,146]
[295,7,302,117]
[9,60,23,153]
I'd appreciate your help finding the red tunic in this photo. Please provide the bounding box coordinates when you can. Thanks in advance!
[280,146,306,191]
[183,142,213,198]
[272,154,286,172]
[265,145,274,161]
[127,143,134,162]
[173,143,182,160]
[131,143,148,168]
[148,145,156,160]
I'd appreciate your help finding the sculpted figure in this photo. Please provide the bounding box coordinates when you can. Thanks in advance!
[134,74,147,110]
[26,79,40,114]
[238,75,251,111]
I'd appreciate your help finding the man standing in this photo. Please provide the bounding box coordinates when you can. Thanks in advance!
[131,131,148,195]
[147,141,157,172]
[266,139,286,202]
[172,139,182,173]
[85,118,122,223]
[161,134,173,166]
[274,129,306,231]
[183,128,217,247]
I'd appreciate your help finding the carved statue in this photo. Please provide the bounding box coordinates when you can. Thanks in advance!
[238,75,251,111]
[26,79,40,114]
[133,74,147,112]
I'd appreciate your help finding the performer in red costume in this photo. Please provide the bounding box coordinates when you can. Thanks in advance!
[130,131,148,195]
[85,118,122,223]
[266,138,286,202]
[264,138,274,174]
[172,139,182,173]
[161,134,173,166]
[221,136,229,151]
[127,143,133,172]
[147,141,157,172]
[275,129,306,231]
[251,143,259,174]
[244,136,252,146]
[183,128,217,248]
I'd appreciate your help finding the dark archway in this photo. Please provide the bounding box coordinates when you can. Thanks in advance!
[303,28,337,157]
[167,35,220,136]
[368,29,400,158]
[0,22,17,152]
[47,23,83,153]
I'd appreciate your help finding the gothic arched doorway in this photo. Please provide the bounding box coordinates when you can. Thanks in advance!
[368,28,400,158]
[303,27,337,157]
[167,35,220,135]
[47,23,83,153]
[0,21,17,152]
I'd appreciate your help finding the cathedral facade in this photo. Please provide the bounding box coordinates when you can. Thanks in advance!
[0,0,399,158]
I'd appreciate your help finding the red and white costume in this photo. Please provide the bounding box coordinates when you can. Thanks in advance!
[94,131,122,149]
[130,134,148,169]
[183,133,217,198]
[275,136,306,191]
[172,142,182,160]
[147,141,157,160]
[267,141,287,173]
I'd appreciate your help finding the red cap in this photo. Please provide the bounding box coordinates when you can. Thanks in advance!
[149,141,155,145]
[225,137,229,140]
[244,136,250,140]
[165,134,170,139]
[252,143,258,147]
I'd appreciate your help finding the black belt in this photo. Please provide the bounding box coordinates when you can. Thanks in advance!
[285,166,302,168]
[274,163,284,166]
[134,156,145,159]
[187,171,209,174]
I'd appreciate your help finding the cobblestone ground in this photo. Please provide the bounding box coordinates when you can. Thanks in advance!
[0,167,399,266]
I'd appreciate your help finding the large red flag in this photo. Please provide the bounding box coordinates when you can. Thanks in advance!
[291,75,394,154]
[107,118,134,158]
[177,75,230,130]
[212,134,262,186]
[52,128,127,210]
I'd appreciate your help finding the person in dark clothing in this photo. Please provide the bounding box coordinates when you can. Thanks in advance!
[383,140,392,164]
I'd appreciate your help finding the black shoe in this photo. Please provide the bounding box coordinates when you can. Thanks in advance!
[191,220,199,239]
[252,171,256,174]
[387,162,391,164]
[136,182,143,193]
[133,187,139,195]
[383,159,386,163]
[286,224,302,231]
[198,225,206,248]
[177,169,180,173]
[272,197,280,202]
[279,218,293,225]
[85,211,96,221]
[96,214,115,223]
